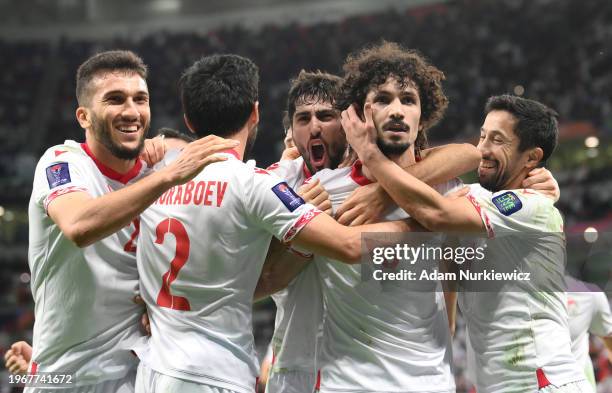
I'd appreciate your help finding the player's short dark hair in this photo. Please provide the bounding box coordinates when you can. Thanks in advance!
[155,127,195,143]
[485,95,559,163]
[336,41,448,152]
[179,54,259,138]
[76,50,147,106]
[286,70,343,122]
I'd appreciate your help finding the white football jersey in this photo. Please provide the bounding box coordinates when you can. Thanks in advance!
[313,160,461,393]
[566,276,612,389]
[265,158,326,385]
[136,150,321,393]
[28,140,148,385]
[460,184,584,392]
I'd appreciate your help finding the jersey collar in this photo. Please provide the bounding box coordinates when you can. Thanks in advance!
[350,160,373,186]
[220,149,241,160]
[81,143,143,184]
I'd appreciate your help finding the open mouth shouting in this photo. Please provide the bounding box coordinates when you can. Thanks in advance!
[308,138,328,170]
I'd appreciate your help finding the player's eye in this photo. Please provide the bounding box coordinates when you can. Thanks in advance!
[374,95,390,104]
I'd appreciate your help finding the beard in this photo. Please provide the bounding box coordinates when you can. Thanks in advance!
[244,125,258,160]
[478,168,508,192]
[377,137,411,157]
[90,113,147,160]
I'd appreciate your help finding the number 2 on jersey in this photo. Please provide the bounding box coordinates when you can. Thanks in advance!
[155,218,191,311]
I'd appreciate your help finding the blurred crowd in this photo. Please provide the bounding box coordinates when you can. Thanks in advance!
[0,0,611,391]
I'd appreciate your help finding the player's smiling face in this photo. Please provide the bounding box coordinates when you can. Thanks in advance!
[365,77,421,157]
[477,110,530,191]
[292,99,346,173]
[86,72,150,160]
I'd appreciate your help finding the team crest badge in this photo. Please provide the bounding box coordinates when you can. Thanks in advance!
[46,162,71,189]
[492,191,522,216]
[272,182,305,212]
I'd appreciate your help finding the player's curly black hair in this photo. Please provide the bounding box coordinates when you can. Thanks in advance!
[336,41,448,152]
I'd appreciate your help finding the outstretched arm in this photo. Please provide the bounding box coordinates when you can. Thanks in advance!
[49,136,238,247]
[293,213,423,264]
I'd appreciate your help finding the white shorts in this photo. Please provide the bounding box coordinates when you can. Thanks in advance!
[135,362,239,393]
[265,369,316,393]
[538,380,594,393]
[23,368,136,393]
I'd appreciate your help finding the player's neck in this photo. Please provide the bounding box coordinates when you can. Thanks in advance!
[228,127,250,161]
[84,136,137,174]
[361,148,416,181]
[501,169,530,191]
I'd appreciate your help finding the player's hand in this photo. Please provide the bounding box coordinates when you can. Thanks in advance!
[140,135,167,167]
[341,103,378,162]
[280,146,300,161]
[4,341,32,375]
[337,146,358,168]
[164,135,239,186]
[297,179,332,215]
[446,186,470,199]
[133,295,151,336]
[522,168,560,202]
[336,183,391,226]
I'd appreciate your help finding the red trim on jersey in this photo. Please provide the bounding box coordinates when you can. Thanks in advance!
[271,348,276,365]
[220,149,240,160]
[536,368,551,389]
[350,160,373,186]
[54,150,67,157]
[44,186,90,212]
[30,361,38,374]
[81,143,143,184]
[267,162,280,171]
[283,208,322,243]
[466,193,495,238]
[314,370,321,390]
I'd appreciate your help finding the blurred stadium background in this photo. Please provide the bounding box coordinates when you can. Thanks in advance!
[0,0,610,391]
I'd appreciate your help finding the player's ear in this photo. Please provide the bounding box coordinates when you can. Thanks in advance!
[183,114,197,134]
[525,147,544,170]
[76,107,91,129]
[248,101,260,127]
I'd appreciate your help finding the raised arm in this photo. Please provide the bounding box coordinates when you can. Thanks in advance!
[49,136,238,247]
[341,104,485,233]
[335,143,479,226]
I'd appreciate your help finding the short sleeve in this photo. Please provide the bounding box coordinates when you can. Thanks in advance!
[589,292,612,338]
[32,149,92,213]
[244,167,321,243]
[466,185,563,238]
[266,158,305,189]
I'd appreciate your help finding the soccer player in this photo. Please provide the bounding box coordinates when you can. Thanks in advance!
[566,276,612,390]
[133,54,411,393]
[309,42,464,393]
[26,50,236,392]
[343,93,589,392]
